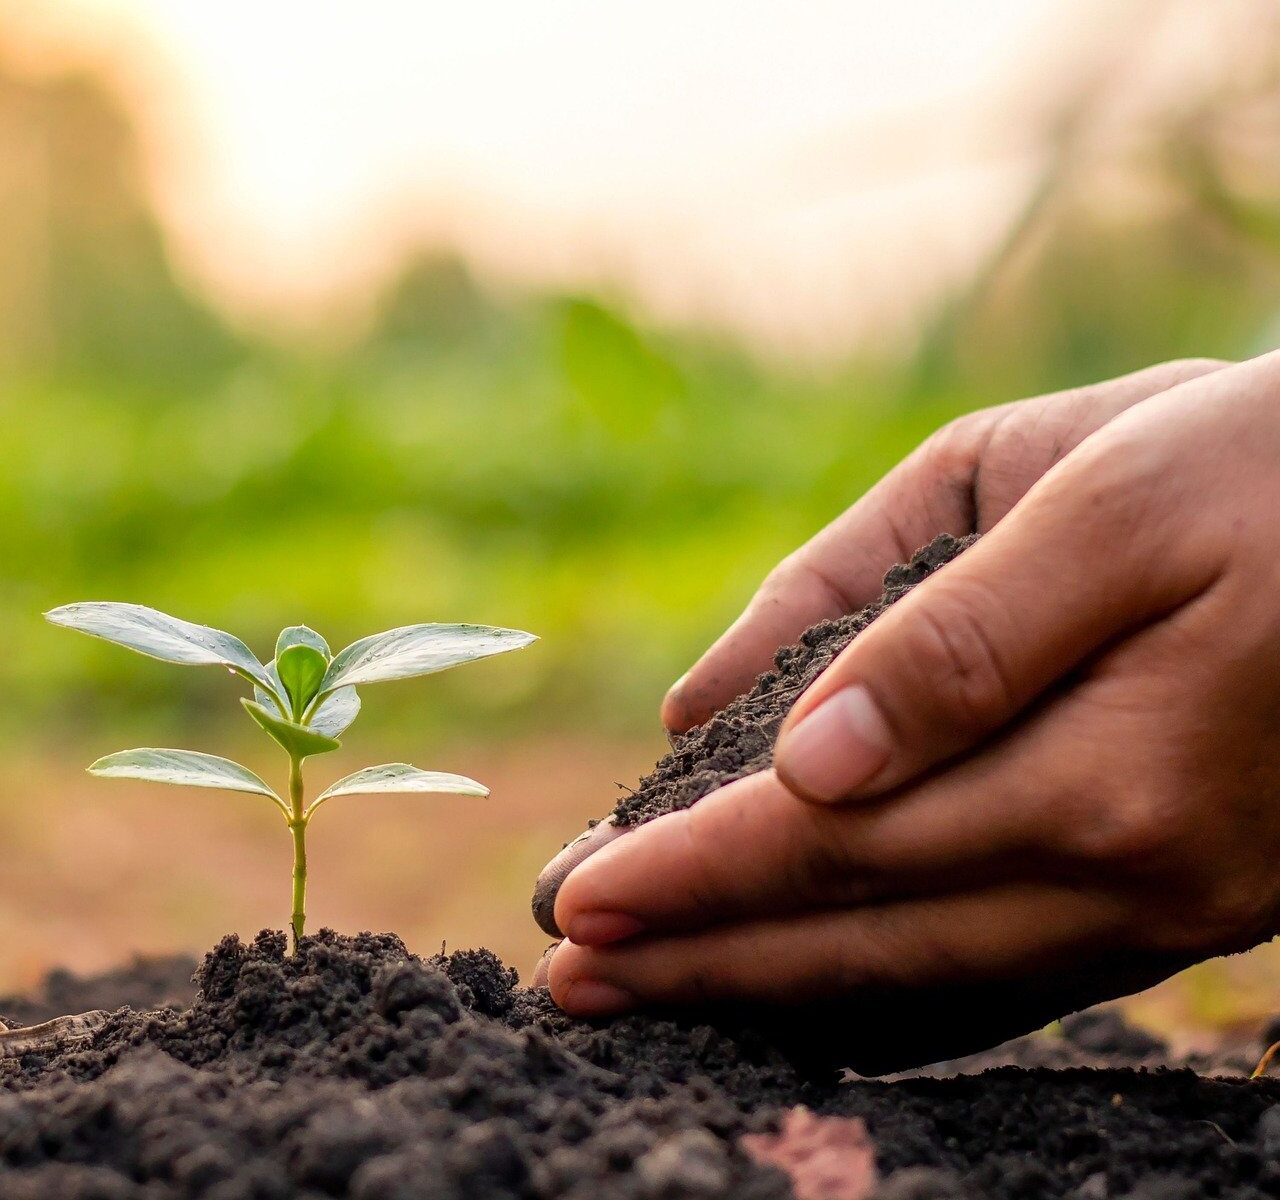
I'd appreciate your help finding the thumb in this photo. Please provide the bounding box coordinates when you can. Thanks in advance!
[772,417,1219,804]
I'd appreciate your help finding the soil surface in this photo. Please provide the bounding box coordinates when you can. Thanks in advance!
[612,533,976,827]
[2,933,1279,1200]
[0,954,197,1028]
[6,535,1280,1199]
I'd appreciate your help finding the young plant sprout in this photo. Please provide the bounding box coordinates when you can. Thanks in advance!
[46,603,536,950]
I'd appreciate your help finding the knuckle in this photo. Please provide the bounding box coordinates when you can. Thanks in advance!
[1157,357,1232,384]
[1191,883,1273,951]
[793,809,870,897]
[1139,874,1273,956]
[1065,783,1193,869]
[678,957,720,1005]
[754,552,812,610]
[880,406,1002,542]
[760,555,798,596]
[1053,430,1168,536]
[903,582,1018,737]
[935,407,998,446]
[1057,755,1277,956]
[834,907,959,991]
[928,412,982,455]
[917,412,992,484]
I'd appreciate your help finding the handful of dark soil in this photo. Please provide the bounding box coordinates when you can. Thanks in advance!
[613,533,975,828]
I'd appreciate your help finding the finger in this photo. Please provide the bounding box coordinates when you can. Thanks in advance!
[542,930,1182,1076]
[964,357,1229,524]
[662,358,1230,734]
[553,760,1067,943]
[548,882,1128,1015]
[660,421,996,733]
[772,366,1236,805]
[532,818,626,937]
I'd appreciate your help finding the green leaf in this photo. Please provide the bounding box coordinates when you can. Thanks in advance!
[46,602,274,694]
[276,626,330,660]
[89,749,285,815]
[307,762,487,818]
[309,686,361,738]
[319,624,536,695]
[277,644,327,717]
[256,665,360,738]
[242,699,340,759]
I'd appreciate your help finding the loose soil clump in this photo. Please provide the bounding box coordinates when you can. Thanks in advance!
[2,933,1278,1200]
[5,535,1279,1199]
[612,533,976,827]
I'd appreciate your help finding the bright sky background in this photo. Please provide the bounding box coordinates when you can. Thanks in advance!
[2,0,1195,355]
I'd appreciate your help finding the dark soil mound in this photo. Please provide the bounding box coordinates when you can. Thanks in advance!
[613,533,975,827]
[3,932,1278,1200]
[5,535,1279,1198]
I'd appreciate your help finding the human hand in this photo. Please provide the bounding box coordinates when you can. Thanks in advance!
[533,357,1228,937]
[541,353,1280,1071]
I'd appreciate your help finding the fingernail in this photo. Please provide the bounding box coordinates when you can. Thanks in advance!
[532,819,625,938]
[778,684,892,801]
[531,942,559,988]
[565,912,645,947]
[562,979,635,1017]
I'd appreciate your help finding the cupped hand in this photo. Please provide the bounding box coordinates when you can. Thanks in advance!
[538,352,1280,1070]
[532,357,1228,936]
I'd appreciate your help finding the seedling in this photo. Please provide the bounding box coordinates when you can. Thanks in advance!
[46,603,536,950]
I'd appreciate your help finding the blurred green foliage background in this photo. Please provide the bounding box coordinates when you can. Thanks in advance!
[7,21,1280,1028]
[5,53,1280,757]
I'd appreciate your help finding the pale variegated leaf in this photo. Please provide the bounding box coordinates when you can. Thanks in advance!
[88,748,283,813]
[254,674,285,718]
[319,624,536,695]
[309,686,361,738]
[307,763,487,818]
[46,602,274,693]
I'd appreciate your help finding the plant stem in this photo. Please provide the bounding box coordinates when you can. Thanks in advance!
[288,755,307,953]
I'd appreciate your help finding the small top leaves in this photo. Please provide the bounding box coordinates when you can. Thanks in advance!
[319,623,536,696]
[277,644,328,718]
[46,602,275,695]
[276,626,330,659]
[255,677,362,739]
[273,625,332,719]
